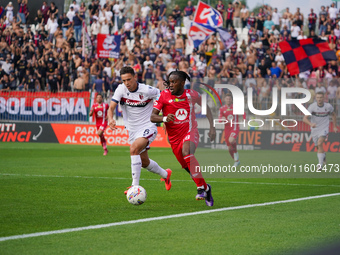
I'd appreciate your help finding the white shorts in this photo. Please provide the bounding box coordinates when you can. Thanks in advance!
[128,124,158,153]
[311,129,329,145]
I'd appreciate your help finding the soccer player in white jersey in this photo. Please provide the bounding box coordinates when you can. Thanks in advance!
[107,67,172,194]
[303,92,338,168]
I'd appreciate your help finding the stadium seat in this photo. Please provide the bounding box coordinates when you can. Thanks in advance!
[175,26,187,35]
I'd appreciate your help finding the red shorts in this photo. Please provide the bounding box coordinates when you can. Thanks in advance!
[170,129,200,169]
[96,122,108,132]
[225,129,239,146]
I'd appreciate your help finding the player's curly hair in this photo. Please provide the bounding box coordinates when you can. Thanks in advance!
[163,70,191,88]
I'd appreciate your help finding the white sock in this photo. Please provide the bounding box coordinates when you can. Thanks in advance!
[234,152,239,161]
[146,159,167,178]
[131,155,142,186]
[317,153,325,166]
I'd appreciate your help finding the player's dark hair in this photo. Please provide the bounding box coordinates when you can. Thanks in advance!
[316,91,325,96]
[96,93,103,98]
[163,70,191,88]
[120,66,135,76]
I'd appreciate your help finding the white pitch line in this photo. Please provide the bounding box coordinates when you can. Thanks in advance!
[0,192,339,242]
[1,173,340,188]
[225,181,340,188]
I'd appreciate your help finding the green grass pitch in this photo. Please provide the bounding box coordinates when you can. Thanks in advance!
[0,143,339,254]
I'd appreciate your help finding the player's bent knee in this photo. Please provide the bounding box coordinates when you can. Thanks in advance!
[229,137,236,145]
[317,138,325,147]
[130,145,141,155]
[182,147,191,157]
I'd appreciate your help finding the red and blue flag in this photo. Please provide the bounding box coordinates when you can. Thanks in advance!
[193,1,223,30]
[279,39,337,75]
[188,22,214,48]
[0,7,4,19]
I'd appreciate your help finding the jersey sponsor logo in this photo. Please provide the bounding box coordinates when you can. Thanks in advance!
[174,98,186,102]
[227,114,234,121]
[97,110,103,117]
[312,111,330,117]
[175,108,188,121]
[121,98,152,107]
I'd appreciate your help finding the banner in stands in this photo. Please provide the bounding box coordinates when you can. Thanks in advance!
[97,34,121,59]
[0,92,91,122]
[1,122,338,152]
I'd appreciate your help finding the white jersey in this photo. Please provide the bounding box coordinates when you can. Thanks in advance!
[307,102,334,134]
[112,83,159,133]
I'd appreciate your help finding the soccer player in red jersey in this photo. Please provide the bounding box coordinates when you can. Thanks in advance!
[89,94,109,155]
[151,71,216,206]
[219,93,242,167]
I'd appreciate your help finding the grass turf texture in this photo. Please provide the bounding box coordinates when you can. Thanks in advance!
[0,143,339,254]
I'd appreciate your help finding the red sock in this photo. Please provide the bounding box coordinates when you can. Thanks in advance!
[232,142,237,153]
[184,154,207,190]
[100,135,107,148]
[228,148,235,159]
[229,143,237,159]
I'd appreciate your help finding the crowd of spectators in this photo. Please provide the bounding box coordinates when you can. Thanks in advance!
[0,0,340,113]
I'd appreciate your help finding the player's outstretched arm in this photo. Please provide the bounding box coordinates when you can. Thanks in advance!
[108,100,118,130]
[332,112,338,133]
[206,105,216,142]
[151,109,175,123]
[89,107,94,117]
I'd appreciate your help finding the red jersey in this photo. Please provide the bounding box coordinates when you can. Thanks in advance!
[168,19,176,32]
[216,4,225,15]
[92,102,109,126]
[153,89,200,145]
[134,17,141,28]
[308,13,317,25]
[270,42,278,52]
[219,104,242,132]
[328,35,337,44]
[141,20,148,34]
[226,8,234,20]
[247,17,256,28]
[150,15,158,28]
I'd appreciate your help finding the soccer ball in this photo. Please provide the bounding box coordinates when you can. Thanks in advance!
[126,185,147,205]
